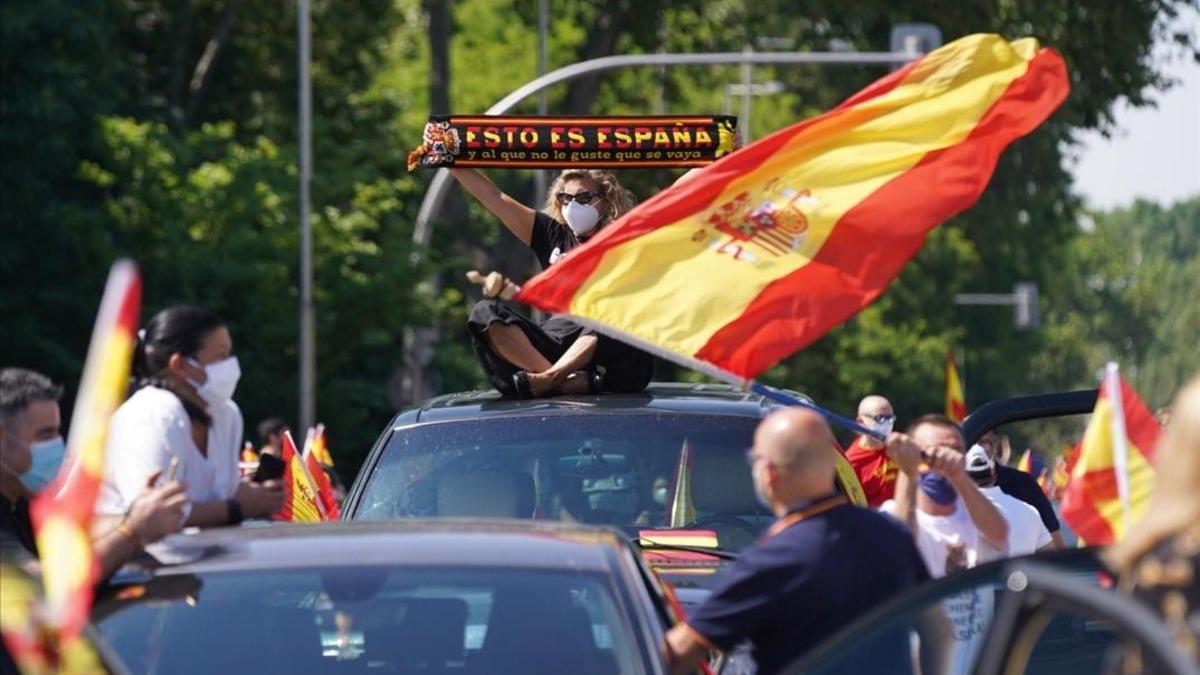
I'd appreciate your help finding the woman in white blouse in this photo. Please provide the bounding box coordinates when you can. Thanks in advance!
[98,306,283,526]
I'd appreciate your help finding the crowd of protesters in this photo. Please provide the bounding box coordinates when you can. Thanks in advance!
[4,339,1197,673]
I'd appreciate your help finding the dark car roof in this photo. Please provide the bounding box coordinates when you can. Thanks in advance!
[119,520,633,578]
[391,382,811,427]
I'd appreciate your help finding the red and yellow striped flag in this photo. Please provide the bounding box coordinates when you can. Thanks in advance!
[302,428,340,520]
[272,431,323,523]
[517,34,1068,380]
[309,423,334,467]
[30,261,141,639]
[945,350,968,423]
[1060,364,1161,546]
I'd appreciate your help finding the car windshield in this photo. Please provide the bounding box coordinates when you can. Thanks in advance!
[354,413,772,551]
[97,565,648,675]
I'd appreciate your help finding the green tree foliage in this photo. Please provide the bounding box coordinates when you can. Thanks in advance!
[1055,198,1200,406]
[2,0,1195,480]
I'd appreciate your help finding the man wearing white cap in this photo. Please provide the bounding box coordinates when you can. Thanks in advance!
[964,444,1054,561]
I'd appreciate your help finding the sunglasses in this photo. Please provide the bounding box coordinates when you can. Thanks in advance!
[555,190,605,205]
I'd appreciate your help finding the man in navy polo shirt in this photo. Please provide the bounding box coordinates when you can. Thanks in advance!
[663,407,932,675]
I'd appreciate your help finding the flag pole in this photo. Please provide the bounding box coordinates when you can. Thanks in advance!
[1106,362,1132,536]
[748,382,885,441]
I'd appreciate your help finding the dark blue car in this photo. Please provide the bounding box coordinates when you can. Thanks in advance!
[92,519,686,674]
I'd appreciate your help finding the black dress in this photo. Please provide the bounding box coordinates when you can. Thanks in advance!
[467,212,653,398]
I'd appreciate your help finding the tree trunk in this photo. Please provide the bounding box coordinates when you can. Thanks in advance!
[394,0,456,407]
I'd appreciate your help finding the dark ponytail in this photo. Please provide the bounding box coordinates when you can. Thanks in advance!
[133,305,225,425]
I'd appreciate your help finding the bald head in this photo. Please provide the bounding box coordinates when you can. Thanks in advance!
[857,395,893,418]
[855,395,894,449]
[755,408,837,473]
[751,408,839,514]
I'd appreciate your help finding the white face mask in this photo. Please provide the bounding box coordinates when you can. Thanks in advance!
[870,417,895,437]
[562,200,601,236]
[188,356,241,405]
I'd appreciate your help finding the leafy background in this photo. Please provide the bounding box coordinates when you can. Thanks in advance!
[2,0,1196,479]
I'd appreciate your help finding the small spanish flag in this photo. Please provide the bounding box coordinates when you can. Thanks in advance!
[272,431,323,523]
[302,428,340,520]
[945,350,968,423]
[1015,449,1036,474]
[1060,364,1160,546]
[517,35,1068,380]
[309,423,335,468]
[668,439,696,528]
[30,261,140,640]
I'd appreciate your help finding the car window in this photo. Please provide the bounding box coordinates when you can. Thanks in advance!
[353,413,774,551]
[788,565,1111,675]
[1014,608,1118,673]
[97,566,647,675]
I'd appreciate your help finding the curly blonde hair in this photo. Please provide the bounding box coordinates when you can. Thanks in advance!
[542,169,636,230]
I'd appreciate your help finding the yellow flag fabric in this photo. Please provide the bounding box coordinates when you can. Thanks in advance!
[31,262,140,639]
[518,35,1068,380]
[1061,369,1160,545]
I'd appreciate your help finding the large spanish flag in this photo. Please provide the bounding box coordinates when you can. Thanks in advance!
[945,350,968,422]
[30,261,140,639]
[517,34,1068,380]
[272,431,324,523]
[1060,364,1161,546]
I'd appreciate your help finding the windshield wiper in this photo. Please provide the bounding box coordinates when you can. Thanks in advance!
[635,540,739,561]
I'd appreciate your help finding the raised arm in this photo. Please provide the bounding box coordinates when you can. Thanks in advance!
[884,432,923,530]
[448,168,537,245]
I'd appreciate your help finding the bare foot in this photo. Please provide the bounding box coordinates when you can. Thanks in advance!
[525,371,561,397]
[558,371,591,395]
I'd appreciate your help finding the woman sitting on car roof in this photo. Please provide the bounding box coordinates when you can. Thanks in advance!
[450,167,654,398]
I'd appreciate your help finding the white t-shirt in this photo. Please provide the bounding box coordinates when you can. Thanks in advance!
[979,486,1052,560]
[880,499,981,579]
[881,499,994,672]
[98,386,243,517]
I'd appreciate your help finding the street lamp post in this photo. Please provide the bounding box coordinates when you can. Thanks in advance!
[298,0,315,433]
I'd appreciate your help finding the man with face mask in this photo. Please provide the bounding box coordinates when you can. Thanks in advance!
[877,416,1011,672]
[844,394,899,507]
[976,428,1066,549]
[879,414,1008,577]
[964,444,1054,559]
[663,408,930,675]
[1,368,187,577]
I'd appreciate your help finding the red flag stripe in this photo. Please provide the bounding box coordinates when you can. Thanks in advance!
[1060,474,1117,544]
[692,48,1067,375]
[515,60,920,315]
[1119,378,1161,462]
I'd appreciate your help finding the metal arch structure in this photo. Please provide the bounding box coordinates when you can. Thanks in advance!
[410,48,921,251]
[399,47,925,404]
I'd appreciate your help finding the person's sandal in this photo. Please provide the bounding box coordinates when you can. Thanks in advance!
[512,371,534,398]
[586,367,606,394]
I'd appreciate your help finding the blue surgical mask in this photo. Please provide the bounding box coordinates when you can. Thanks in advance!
[22,436,66,493]
[917,472,958,505]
